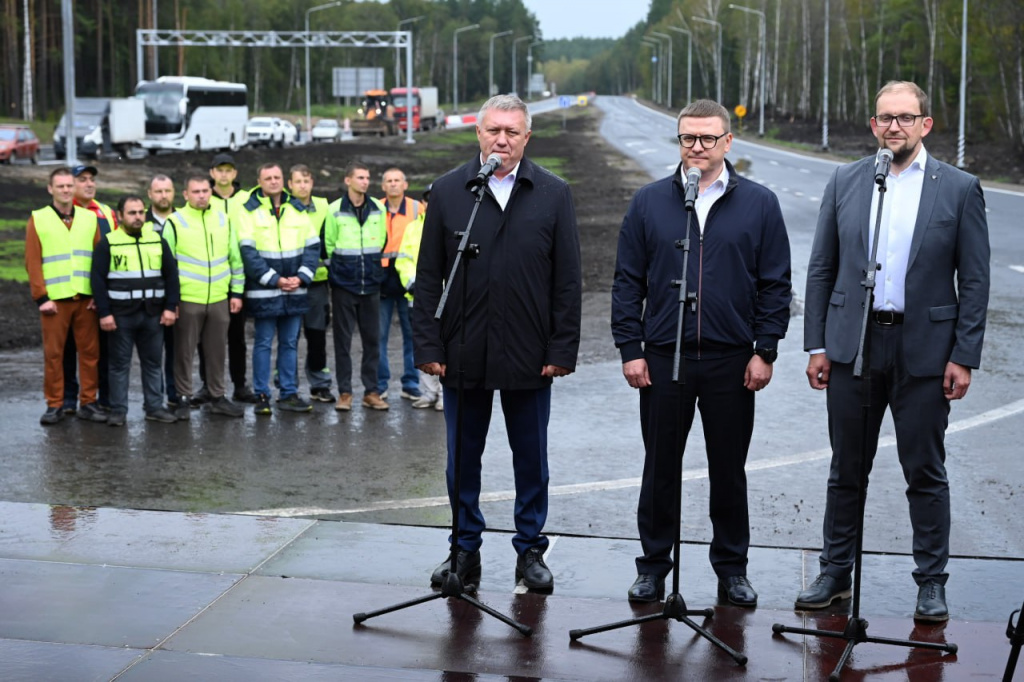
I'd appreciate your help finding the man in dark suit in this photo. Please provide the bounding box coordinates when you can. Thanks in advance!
[799,81,990,622]
[413,94,581,593]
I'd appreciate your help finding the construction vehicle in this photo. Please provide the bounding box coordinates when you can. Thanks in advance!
[391,87,444,132]
[349,89,397,137]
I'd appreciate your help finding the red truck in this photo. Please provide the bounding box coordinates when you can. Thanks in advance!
[390,87,444,133]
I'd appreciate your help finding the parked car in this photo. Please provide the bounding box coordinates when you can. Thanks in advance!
[246,117,296,147]
[0,124,40,164]
[311,119,341,142]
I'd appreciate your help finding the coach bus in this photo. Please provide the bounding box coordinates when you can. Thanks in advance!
[135,76,248,153]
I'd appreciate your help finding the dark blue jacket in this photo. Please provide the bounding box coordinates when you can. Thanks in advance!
[612,160,792,362]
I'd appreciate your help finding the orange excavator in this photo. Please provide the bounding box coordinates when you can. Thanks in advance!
[349,89,397,136]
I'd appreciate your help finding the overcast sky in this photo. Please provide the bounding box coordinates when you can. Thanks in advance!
[520,0,650,40]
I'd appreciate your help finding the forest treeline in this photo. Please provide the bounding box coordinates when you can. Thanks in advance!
[2,0,1022,148]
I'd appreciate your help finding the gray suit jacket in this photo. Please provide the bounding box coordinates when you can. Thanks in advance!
[804,152,990,376]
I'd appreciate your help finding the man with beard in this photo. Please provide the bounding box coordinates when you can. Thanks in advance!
[798,80,990,622]
[91,195,179,425]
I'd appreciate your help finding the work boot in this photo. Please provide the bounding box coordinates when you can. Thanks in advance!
[362,393,389,410]
[516,547,554,591]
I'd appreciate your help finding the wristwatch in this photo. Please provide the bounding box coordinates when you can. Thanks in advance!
[754,347,778,364]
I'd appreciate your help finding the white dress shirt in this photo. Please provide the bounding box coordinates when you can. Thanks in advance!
[486,156,520,210]
[869,146,927,312]
[686,163,729,234]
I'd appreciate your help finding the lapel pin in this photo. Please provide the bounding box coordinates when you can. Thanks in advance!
[931,175,937,180]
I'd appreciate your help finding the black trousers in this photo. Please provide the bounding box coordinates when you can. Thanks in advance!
[821,322,951,585]
[636,348,754,580]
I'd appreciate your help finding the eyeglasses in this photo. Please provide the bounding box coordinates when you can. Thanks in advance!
[677,132,729,149]
[873,113,925,127]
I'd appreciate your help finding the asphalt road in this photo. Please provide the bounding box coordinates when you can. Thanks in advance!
[3,96,1023,578]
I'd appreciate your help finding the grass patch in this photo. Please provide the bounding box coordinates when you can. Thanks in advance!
[528,157,567,180]
[0,240,27,282]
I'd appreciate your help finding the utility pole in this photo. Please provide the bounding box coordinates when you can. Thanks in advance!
[453,24,480,113]
[667,26,692,106]
[489,30,513,97]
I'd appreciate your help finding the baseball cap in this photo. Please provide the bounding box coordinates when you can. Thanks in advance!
[422,183,432,200]
[210,153,236,169]
[71,164,98,177]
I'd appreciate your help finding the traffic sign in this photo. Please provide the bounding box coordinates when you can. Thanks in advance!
[558,95,574,108]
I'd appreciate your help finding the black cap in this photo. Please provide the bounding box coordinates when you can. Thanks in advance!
[210,153,236,169]
[71,164,98,177]
[422,183,432,200]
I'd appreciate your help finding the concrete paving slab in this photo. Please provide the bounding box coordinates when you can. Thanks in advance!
[0,557,238,648]
[0,638,141,682]
[0,501,314,572]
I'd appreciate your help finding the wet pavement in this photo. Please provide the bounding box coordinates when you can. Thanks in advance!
[0,500,1020,681]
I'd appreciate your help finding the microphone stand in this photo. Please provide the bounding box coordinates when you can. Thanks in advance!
[569,193,746,666]
[1004,599,1024,681]
[353,178,532,637]
[771,166,957,680]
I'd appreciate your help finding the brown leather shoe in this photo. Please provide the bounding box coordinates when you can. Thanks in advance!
[362,393,389,410]
[334,393,353,412]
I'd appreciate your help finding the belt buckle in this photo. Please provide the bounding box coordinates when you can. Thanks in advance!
[875,310,896,325]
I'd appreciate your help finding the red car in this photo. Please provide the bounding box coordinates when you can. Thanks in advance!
[0,124,40,164]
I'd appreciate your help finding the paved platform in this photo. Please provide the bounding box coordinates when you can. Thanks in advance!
[0,501,1020,681]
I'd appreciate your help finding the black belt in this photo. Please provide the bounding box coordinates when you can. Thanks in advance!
[872,310,904,325]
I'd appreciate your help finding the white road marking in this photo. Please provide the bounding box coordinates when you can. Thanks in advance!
[238,399,1024,519]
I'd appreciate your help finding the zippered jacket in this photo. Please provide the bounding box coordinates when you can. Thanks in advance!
[612,160,792,362]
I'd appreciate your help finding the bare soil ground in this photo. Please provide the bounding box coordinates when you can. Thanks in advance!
[0,106,645,362]
[2,103,1018,357]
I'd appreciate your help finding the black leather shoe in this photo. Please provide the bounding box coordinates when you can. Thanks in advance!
[516,547,554,591]
[795,573,853,609]
[627,574,665,602]
[914,581,949,622]
[429,549,481,590]
[718,575,758,607]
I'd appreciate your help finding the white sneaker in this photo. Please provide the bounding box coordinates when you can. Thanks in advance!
[411,396,434,409]
[434,398,444,412]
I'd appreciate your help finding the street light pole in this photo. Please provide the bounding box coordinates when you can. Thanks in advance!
[651,31,673,109]
[396,16,425,89]
[956,0,968,168]
[728,4,766,136]
[822,0,829,149]
[526,40,543,101]
[453,24,480,114]
[489,30,513,98]
[692,17,722,103]
[512,35,532,96]
[641,41,657,103]
[306,1,343,141]
[667,26,691,105]
[641,38,660,104]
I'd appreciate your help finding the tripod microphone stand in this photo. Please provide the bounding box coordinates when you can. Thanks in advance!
[353,178,531,637]
[771,153,957,680]
[569,197,746,665]
[1004,598,1024,681]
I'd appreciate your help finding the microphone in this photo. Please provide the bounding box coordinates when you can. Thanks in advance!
[683,167,701,211]
[475,154,503,184]
[874,148,893,186]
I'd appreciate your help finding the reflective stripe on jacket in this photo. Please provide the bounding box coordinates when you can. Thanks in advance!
[394,213,424,303]
[166,205,242,304]
[104,226,166,308]
[324,195,387,295]
[306,195,331,282]
[236,189,320,318]
[381,196,421,268]
[33,206,98,299]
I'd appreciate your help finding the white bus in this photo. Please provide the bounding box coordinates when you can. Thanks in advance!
[135,76,248,153]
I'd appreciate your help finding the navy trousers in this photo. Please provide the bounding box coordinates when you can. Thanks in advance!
[443,385,551,556]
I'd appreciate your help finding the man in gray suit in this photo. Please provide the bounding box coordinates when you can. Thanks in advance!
[798,81,990,622]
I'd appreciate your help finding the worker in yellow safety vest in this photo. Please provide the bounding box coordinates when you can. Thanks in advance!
[164,174,246,420]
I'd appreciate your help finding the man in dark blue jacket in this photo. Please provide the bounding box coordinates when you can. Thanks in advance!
[413,94,581,593]
[611,99,792,608]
